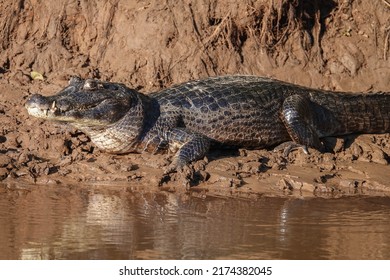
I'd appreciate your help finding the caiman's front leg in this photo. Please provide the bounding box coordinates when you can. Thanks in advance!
[165,128,211,172]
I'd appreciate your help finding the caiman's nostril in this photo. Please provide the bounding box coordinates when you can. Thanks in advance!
[25,94,50,109]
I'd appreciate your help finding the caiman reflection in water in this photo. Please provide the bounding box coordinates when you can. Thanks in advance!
[1,184,390,259]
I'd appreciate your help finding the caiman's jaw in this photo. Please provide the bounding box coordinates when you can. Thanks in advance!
[25,95,61,119]
[25,77,133,127]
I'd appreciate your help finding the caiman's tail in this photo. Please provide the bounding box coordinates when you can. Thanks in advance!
[331,91,390,135]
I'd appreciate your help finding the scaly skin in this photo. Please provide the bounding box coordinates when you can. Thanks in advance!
[25,76,390,169]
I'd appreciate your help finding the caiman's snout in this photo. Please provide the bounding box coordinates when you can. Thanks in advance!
[26,94,49,108]
[25,94,59,118]
[25,78,136,127]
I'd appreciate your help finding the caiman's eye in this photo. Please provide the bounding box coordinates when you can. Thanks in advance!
[83,79,99,90]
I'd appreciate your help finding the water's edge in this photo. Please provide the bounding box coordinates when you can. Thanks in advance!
[1,184,390,260]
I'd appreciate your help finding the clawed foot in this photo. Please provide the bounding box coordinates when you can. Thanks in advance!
[160,160,194,189]
[162,158,187,175]
[273,141,309,157]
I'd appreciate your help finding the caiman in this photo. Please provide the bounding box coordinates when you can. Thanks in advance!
[25,76,390,170]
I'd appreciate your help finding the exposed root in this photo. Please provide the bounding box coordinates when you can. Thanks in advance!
[202,12,232,49]
[382,0,390,8]
[228,0,337,68]
[384,26,390,60]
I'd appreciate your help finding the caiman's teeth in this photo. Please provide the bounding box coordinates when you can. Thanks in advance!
[43,109,48,116]
[50,101,57,112]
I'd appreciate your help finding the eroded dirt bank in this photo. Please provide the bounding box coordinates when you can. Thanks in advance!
[0,0,389,198]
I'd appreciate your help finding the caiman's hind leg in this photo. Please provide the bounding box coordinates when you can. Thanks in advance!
[275,94,324,155]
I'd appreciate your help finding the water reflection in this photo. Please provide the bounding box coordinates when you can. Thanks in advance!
[0,183,390,259]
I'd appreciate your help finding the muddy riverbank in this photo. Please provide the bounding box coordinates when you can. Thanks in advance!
[0,0,389,198]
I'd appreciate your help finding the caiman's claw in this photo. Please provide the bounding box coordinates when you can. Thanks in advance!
[163,156,188,175]
[160,159,195,188]
[273,141,309,157]
[163,164,177,176]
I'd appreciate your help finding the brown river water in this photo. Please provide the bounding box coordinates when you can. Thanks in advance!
[1,183,390,260]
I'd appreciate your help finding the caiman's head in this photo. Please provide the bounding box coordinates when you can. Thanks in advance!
[25,77,134,127]
[25,77,151,153]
